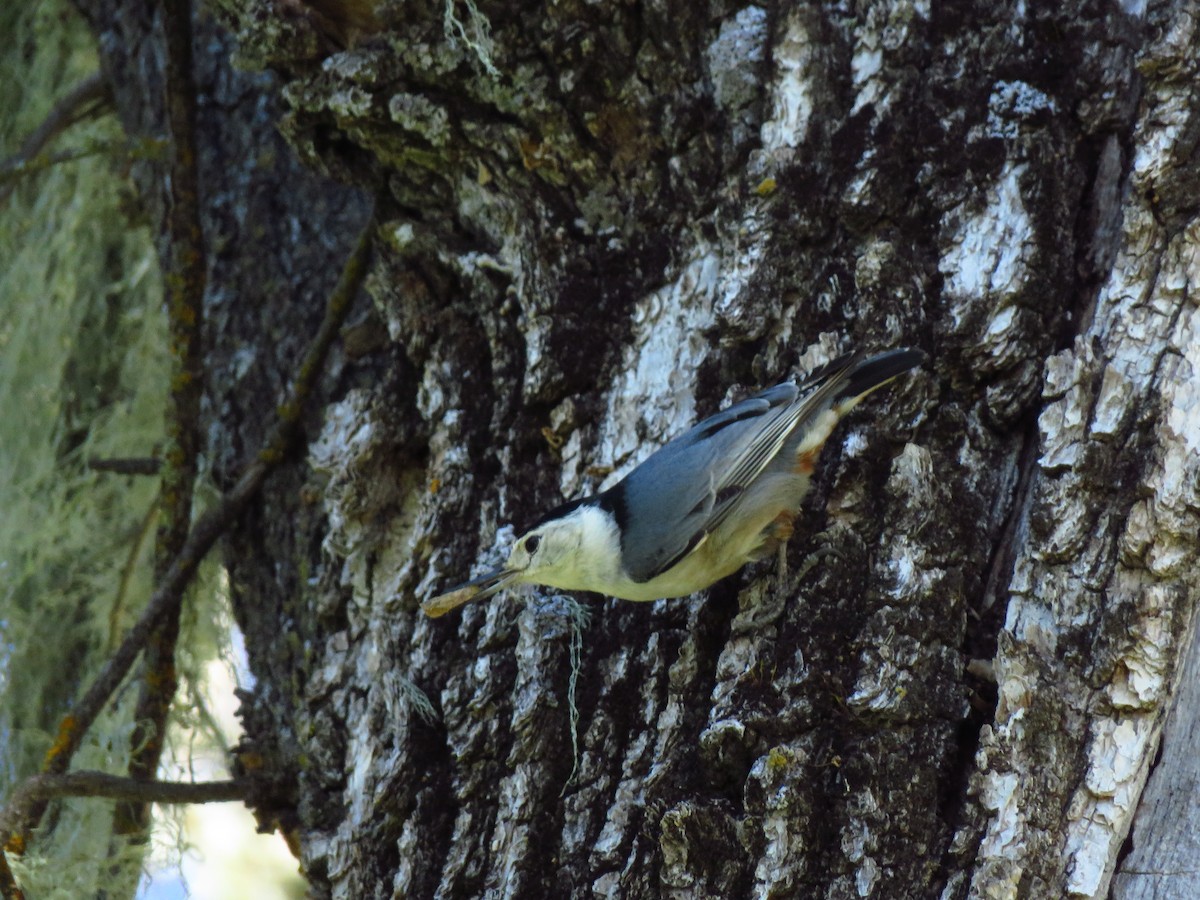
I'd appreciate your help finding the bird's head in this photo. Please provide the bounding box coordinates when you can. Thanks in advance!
[422,502,605,617]
[497,509,594,590]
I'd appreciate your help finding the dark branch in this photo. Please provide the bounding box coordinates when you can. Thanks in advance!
[88,457,162,476]
[5,74,109,163]
[0,73,110,206]
[1,773,248,848]
[116,0,208,844]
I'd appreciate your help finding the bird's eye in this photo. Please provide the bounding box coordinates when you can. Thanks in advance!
[525,535,541,554]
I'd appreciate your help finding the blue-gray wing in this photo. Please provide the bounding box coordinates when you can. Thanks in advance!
[612,351,898,583]
[612,383,803,582]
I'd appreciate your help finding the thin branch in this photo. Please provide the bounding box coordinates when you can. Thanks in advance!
[0,73,111,206]
[3,74,109,167]
[0,138,167,189]
[88,457,162,476]
[0,144,109,181]
[107,502,160,654]
[115,0,208,844]
[1,773,247,849]
[7,203,376,854]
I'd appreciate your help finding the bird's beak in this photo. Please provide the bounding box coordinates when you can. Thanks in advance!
[421,567,521,618]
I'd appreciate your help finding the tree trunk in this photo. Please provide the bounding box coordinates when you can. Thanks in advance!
[76,0,1200,897]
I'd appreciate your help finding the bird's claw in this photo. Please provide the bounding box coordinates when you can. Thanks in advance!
[778,530,844,591]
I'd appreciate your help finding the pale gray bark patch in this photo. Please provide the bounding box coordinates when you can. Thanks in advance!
[1111,618,1200,900]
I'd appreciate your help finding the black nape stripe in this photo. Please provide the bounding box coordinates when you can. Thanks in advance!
[597,484,629,537]
[522,485,628,539]
[524,494,596,533]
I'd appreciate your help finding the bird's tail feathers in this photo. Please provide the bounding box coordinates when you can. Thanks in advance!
[828,347,925,412]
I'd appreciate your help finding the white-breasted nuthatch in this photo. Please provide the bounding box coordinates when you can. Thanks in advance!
[423,348,923,617]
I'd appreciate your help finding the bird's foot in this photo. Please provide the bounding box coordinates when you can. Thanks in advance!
[779,530,843,592]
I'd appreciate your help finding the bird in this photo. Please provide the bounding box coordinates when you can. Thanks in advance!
[422,347,924,617]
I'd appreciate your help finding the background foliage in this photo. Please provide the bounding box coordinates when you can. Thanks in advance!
[0,2,234,895]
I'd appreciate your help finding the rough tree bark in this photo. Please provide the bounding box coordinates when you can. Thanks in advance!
[73,0,1199,897]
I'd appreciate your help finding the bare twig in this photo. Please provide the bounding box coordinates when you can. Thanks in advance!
[1,773,247,849]
[0,139,167,191]
[7,203,376,855]
[3,73,109,166]
[1,145,105,181]
[0,73,111,206]
[107,502,160,654]
[88,457,162,475]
